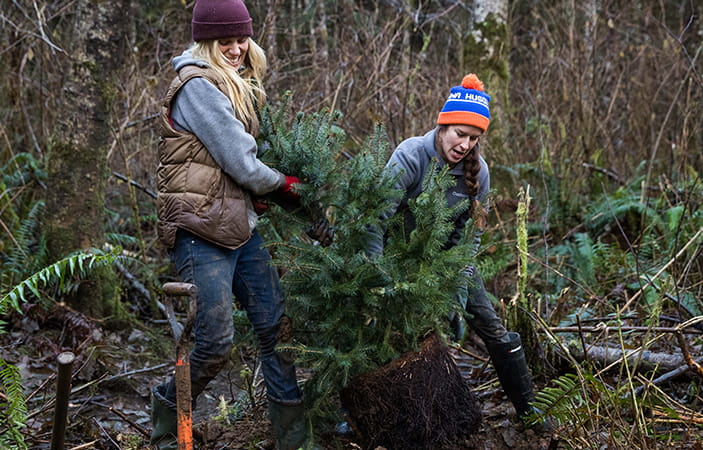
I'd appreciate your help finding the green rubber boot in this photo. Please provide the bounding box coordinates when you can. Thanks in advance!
[149,384,178,450]
[268,401,320,450]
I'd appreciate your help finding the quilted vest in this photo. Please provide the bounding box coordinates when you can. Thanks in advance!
[156,65,251,249]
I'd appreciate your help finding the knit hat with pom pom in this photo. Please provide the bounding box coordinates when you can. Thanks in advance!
[192,0,253,42]
[436,74,491,131]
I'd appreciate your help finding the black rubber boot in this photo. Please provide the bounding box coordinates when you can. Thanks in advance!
[268,401,321,450]
[485,331,536,420]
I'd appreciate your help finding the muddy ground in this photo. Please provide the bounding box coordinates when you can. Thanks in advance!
[6,301,703,449]
[1,303,559,449]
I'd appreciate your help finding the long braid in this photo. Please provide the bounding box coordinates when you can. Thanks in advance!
[464,144,488,230]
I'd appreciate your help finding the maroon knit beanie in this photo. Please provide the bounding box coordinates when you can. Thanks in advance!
[192,0,253,42]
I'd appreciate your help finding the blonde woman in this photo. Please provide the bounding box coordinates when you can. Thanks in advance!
[152,1,311,449]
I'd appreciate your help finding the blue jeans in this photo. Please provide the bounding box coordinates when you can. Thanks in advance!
[159,228,302,406]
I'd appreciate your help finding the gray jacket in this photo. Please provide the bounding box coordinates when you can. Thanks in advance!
[367,128,489,260]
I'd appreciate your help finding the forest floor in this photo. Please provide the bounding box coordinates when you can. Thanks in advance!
[3,301,702,449]
[2,301,558,450]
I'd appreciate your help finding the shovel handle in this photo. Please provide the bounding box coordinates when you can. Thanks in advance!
[163,282,197,297]
[162,282,198,450]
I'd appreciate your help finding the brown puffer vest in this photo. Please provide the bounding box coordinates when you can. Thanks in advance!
[157,65,251,250]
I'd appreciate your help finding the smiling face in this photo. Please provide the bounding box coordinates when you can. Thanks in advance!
[217,36,249,69]
[436,124,483,166]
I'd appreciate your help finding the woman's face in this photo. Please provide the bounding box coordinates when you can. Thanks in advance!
[217,36,249,69]
[437,124,483,166]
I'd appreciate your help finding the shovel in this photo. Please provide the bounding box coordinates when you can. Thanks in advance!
[163,282,198,450]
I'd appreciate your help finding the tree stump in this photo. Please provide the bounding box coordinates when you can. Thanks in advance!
[340,333,482,449]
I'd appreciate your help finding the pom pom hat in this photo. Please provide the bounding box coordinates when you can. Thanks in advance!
[192,0,253,42]
[436,74,491,131]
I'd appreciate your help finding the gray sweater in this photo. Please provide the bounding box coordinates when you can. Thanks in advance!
[367,128,489,261]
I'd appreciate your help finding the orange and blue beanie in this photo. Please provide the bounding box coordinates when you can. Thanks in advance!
[436,74,490,131]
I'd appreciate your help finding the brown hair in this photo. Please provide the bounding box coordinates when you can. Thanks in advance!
[463,143,488,230]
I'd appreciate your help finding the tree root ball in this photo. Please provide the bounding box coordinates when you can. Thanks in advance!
[340,333,482,449]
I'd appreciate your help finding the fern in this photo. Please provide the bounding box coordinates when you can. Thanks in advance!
[0,247,122,450]
[0,247,122,316]
[0,359,28,450]
[0,200,46,288]
[531,372,584,426]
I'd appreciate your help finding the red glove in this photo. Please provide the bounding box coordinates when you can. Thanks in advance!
[278,175,301,201]
[270,175,302,211]
[252,197,270,215]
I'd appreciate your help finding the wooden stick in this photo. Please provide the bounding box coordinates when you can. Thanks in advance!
[675,331,703,377]
[51,352,75,450]
[545,325,702,334]
[163,282,198,450]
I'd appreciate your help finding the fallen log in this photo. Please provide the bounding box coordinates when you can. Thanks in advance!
[569,345,692,373]
[547,326,702,334]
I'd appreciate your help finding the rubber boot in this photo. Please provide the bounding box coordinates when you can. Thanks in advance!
[485,332,537,421]
[149,384,178,450]
[268,401,320,450]
[448,312,467,344]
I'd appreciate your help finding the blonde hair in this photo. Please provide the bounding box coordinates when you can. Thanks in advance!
[190,38,267,136]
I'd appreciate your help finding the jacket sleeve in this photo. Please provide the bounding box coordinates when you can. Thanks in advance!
[365,148,421,258]
[170,77,285,195]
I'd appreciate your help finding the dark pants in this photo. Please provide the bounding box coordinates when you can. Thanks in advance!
[159,228,302,406]
[457,267,512,345]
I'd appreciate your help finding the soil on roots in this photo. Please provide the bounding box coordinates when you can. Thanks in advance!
[340,333,482,449]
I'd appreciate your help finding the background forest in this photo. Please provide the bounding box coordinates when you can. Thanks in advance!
[1,0,702,449]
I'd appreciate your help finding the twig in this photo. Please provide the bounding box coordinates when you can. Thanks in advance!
[26,372,56,403]
[576,315,589,364]
[31,1,63,53]
[650,8,703,91]
[27,373,109,420]
[102,362,170,384]
[633,358,703,397]
[93,417,120,449]
[125,113,159,129]
[526,252,602,303]
[675,331,703,377]
[90,401,150,438]
[111,172,157,199]
[68,441,100,450]
[449,342,489,362]
[581,163,624,185]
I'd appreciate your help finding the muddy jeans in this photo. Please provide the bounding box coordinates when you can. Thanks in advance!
[159,228,302,406]
[457,267,512,345]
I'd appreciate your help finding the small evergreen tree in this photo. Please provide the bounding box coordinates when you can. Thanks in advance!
[258,100,478,425]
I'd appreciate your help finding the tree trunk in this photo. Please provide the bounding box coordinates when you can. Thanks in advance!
[45,0,132,317]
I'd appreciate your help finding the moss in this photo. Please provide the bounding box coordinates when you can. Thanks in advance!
[460,14,510,83]
[461,13,511,161]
